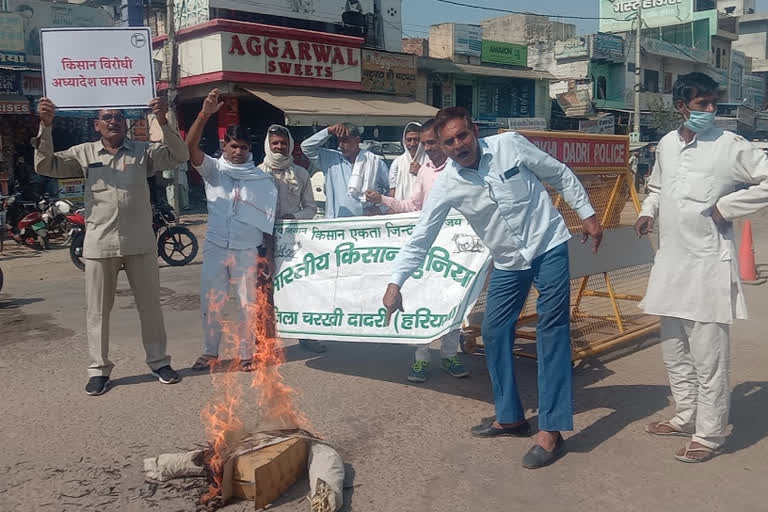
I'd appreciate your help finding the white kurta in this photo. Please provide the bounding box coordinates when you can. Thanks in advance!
[640,127,768,324]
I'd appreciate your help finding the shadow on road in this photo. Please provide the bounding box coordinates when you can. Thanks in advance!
[723,381,768,455]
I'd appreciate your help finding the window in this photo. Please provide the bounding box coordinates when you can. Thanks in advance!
[431,84,443,109]
[644,69,659,93]
[456,84,473,114]
[596,76,607,100]
[477,80,534,118]
[663,73,673,94]
[716,48,721,68]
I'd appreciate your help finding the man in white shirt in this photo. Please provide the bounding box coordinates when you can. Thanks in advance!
[636,72,768,463]
[185,89,278,372]
[382,107,602,469]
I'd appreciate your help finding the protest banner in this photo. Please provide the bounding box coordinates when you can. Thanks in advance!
[40,27,155,110]
[273,213,491,344]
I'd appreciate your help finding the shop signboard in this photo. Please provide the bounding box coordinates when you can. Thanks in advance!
[209,0,374,26]
[481,40,527,67]
[579,115,616,134]
[454,24,482,57]
[599,0,693,34]
[361,49,416,95]
[40,27,156,110]
[505,117,547,131]
[0,98,30,113]
[58,177,85,203]
[220,28,362,86]
[0,70,21,95]
[0,12,26,65]
[591,33,625,62]
[8,0,114,64]
[554,37,589,60]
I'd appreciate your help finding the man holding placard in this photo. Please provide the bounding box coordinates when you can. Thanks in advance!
[33,97,189,396]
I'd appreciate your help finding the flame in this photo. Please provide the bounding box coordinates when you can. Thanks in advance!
[200,252,308,505]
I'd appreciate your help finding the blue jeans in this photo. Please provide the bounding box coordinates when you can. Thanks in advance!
[482,242,573,431]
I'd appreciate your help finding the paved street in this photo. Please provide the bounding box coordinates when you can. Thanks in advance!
[1,214,767,512]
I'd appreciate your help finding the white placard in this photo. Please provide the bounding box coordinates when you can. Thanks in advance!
[41,27,156,110]
[273,213,491,344]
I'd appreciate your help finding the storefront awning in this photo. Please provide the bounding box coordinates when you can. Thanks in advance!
[417,57,558,81]
[242,86,439,127]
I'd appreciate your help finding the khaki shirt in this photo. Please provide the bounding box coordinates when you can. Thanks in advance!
[33,124,189,258]
[262,164,317,220]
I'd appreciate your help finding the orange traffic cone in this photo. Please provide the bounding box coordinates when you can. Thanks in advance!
[739,220,758,282]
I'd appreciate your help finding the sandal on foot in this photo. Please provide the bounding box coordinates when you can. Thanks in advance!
[240,359,256,372]
[192,355,217,371]
[674,441,715,463]
[646,421,689,437]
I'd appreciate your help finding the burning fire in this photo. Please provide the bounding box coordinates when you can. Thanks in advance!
[200,254,308,505]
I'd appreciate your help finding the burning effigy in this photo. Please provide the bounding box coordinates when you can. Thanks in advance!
[144,255,343,511]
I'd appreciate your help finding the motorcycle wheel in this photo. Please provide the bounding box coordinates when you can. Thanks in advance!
[70,231,86,271]
[158,226,198,266]
[0,265,4,293]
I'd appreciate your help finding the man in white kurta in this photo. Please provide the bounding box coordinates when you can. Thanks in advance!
[636,72,768,463]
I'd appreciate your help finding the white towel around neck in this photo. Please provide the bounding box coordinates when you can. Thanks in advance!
[347,149,380,202]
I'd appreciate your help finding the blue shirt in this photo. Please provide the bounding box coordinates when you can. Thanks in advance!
[301,128,390,218]
[390,131,596,287]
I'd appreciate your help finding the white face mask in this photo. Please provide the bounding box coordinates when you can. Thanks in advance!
[683,106,716,133]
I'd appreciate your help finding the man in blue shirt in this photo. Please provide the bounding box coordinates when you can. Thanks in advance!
[383,107,603,469]
[301,123,389,217]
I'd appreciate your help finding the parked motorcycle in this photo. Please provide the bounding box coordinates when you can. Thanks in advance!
[70,201,198,271]
[39,195,80,247]
[1,193,49,250]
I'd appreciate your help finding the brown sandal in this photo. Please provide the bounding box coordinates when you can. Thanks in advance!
[192,355,217,371]
[674,441,715,463]
[646,421,689,437]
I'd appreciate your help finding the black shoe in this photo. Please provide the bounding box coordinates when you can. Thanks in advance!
[522,434,567,469]
[85,376,110,396]
[151,365,180,384]
[471,419,532,438]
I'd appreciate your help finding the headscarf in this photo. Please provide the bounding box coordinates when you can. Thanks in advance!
[261,124,294,172]
[393,121,426,200]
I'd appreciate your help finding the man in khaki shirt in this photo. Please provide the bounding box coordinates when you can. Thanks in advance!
[34,97,190,395]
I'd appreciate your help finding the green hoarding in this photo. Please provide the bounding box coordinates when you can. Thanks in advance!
[481,40,528,67]
[599,0,694,33]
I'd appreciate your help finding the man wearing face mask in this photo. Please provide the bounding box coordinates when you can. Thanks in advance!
[186,89,278,373]
[388,121,426,200]
[636,72,768,463]
[33,97,189,395]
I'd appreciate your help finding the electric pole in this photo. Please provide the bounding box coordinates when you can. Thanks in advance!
[166,0,182,215]
[632,2,642,143]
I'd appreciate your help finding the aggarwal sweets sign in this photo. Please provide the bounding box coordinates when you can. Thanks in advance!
[171,20,363,89]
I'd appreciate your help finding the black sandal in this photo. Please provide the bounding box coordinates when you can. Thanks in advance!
[192,355,217,371]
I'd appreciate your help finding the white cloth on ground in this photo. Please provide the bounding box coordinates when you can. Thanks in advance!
[661,316,730,449]
[347,149,381,202]
[389,121,426,200]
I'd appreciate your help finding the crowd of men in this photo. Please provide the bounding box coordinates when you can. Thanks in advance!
[31,72,768,468]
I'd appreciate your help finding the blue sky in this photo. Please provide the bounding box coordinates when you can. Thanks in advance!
[401,0,768,36]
